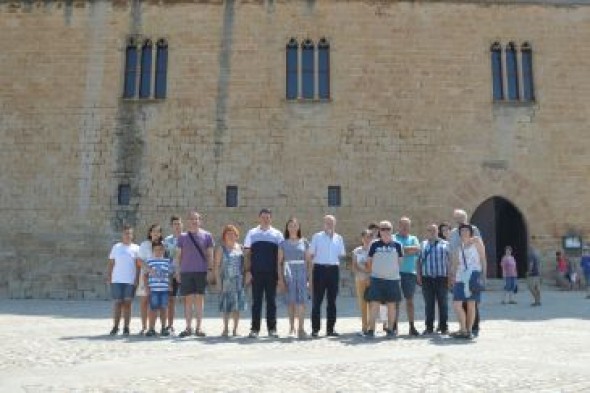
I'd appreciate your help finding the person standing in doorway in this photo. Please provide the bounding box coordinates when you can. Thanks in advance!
[417,223,450,335]
[176,210,214,338]
[448,209,483,337]
[309,215,346,337]
[527,245,542,306]
[501,246,518,304]
[107,224,141,336]
[244,209,284,338]
[393,217,421,337]
[163,215,183,334]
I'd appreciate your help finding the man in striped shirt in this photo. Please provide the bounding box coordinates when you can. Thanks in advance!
[145,242,175,337]
[417,223,450,335]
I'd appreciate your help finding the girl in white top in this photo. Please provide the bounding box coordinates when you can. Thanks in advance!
[450,224,486,339]
[138,223,163,335]
[351,229,373,335]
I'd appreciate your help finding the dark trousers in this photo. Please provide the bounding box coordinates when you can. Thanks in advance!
[422,276,448,331]
[251,271,277,332]
[312,264,340,333]
[462,301,480,331]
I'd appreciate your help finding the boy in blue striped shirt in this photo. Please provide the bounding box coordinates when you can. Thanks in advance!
[145,241,175,337]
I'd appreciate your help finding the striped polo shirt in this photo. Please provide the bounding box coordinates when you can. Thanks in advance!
[420,239,450,278]
[146,257,174,292]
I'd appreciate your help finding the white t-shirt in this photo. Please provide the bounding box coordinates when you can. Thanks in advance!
[109,242,140,284]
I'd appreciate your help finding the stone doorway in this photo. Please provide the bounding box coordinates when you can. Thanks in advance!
[471,196,528,278]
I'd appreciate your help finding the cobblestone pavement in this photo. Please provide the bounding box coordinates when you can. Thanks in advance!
[1,288,589,392]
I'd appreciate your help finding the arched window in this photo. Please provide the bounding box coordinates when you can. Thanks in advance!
[490,42,503,101]
[301,39,315,99]
[521,42,534,101]
[286,38,298,100]
[318,37,330,100]
[123,37,138,98]
[155,38,168,99]
[139,39,153,99]
[506,42,519,100]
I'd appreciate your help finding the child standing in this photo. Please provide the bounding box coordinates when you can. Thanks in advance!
[145,241,175,337]
[501,246,518,304]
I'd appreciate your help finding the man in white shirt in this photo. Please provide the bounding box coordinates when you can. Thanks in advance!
[107,224,141,336]
[309,215,346,337]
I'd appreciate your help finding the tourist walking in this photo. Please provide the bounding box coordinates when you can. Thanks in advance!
[581,248,590,299]
[417,223,450,335]
[215,225,247,337]
[107,224,141,336]
[176,210,214,338]
[527,245,542,306]
[352,229,373,335]
[244,209,284,338]
[309,215,346,337]
[138,223,163,335]
[278,217,311,339]
[501,246,518,304]
[555,251,569,289]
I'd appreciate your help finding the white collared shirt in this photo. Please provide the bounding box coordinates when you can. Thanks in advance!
[309,231,346,265]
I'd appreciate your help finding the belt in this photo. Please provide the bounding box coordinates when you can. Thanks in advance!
[286,260,305,265]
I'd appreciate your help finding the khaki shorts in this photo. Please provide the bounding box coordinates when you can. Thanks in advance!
[527,276,541,291]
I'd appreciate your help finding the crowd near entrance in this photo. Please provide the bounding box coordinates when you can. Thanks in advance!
[471,196,528,279]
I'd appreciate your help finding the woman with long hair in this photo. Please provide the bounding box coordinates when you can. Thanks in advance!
[278,217,311,339]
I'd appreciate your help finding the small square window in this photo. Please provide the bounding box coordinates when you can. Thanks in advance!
[328,186,341,207]
[226,185,238,207]
[118,184,131,206]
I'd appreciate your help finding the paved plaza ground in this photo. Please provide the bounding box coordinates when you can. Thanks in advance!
[1,286,589,392]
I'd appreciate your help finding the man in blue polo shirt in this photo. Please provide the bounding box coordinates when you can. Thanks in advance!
[394,216,421,336]
[244,208,284,338]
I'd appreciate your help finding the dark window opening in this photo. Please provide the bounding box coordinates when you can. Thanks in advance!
[328,186,341,207]
[286,38,299,100]
[226,186,238,208]
[118,184,131,206]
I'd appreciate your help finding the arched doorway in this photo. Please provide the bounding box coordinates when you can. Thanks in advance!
[471,196,528,278]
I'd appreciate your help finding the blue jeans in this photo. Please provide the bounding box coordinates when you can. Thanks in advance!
[421,276,448,331]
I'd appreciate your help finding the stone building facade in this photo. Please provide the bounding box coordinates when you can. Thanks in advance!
[1,0,589,299]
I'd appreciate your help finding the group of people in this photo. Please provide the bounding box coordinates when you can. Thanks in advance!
[106,208,500,340]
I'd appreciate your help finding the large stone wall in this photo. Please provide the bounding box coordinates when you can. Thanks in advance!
[0,0,588,299]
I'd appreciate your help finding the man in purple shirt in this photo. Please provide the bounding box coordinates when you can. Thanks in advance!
[175,210,214,338]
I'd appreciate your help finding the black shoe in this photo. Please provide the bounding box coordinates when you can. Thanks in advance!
[122,326,130,336]
[109,326,119,336]
[365,330,375,338]
[409,326,420,337]
[472,329,480,338]
[326,331,340,337]
[160,327,170,337]
[422,329,434,336]
[146,329,157,337]
[311,331,319,338]
[178,328,193,338]
[385,329,397,339]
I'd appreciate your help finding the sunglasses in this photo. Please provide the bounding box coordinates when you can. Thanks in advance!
[380,227,392,231]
